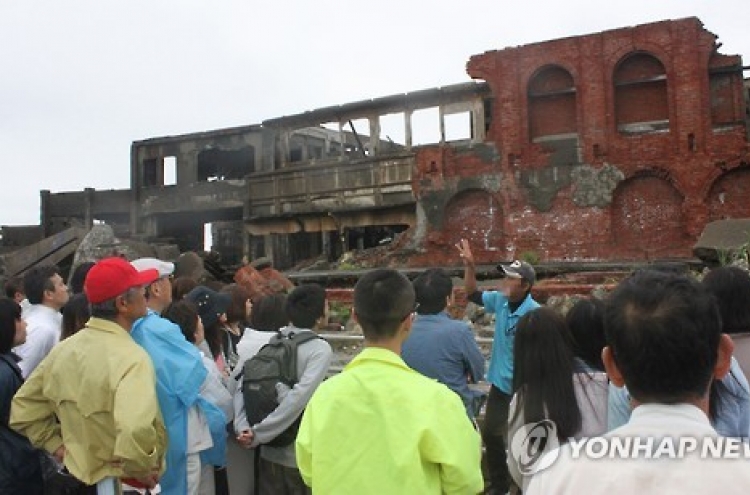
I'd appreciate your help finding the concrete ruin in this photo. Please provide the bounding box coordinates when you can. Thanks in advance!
[3,17,750,270]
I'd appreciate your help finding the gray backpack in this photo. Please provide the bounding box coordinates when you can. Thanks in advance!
[241,331,320,447]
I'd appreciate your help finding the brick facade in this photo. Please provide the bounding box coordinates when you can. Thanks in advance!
[409,17,750,266]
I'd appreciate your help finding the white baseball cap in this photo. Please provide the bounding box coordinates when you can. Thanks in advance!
[130,257,175,279]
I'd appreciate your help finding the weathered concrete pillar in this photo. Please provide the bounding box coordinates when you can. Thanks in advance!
[40,190,51,237]
[84,187,95,229]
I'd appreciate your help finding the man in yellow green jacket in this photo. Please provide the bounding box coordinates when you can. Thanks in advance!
[296,268,484,494]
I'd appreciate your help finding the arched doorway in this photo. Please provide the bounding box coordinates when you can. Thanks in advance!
[611,174,686,258]
[708,167,750,221]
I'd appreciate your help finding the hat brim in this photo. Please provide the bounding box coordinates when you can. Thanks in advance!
[214,292,232,315]
[132,268,161,289]
[498,265,523,278]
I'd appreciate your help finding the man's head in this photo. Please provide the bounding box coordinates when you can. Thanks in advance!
[497,260,535,302]
[84,257,160,326]
[4,276,25,303]
[23,265,69,309]
[131,258,174,311]
[701,266,750,335]
[250,293,289,332]
[412,268,452,315]
[286,284,327,330]
[603,270,732,405]
[353,269,416,343]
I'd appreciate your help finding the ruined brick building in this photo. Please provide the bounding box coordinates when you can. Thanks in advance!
[8,17,750,270]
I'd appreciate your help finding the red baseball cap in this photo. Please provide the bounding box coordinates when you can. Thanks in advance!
[84,257,160,304]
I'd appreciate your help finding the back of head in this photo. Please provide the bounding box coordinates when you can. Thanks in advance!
[701,266,750,334]
[354,269,415,342]
[513,306,580,439]
[0,297,22,353]
[412,268,452,315]
[163,300,199,343]
[221,283,252,325]
[286,284,326,329]
[69,262,95,295]
[61,293,90,340]
[4,276,24,300]
[250,293,289,332]
[172,276,198,302]
[23,265,60,304]
[566,298,607,371]
[605,270,722,404]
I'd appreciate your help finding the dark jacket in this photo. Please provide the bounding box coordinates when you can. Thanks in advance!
[0,352,44,495]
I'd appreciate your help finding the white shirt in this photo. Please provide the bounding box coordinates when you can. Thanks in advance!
[14,304,62,378]
[236,329,276,369]
[526,403,750,494]
[508,372,608,488]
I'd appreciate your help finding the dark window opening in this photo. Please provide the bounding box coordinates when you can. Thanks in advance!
[289,147,303,163]
[143,158,158,186]
[484,98,493,135]
[197,146,255,181]
[709,65,743,129]
[343,225,408,251]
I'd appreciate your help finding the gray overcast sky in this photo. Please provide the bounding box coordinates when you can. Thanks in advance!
[1,1,748,226]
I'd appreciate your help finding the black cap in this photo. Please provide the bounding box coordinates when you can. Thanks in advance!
[497,260,536,286]
[185,286,231,327]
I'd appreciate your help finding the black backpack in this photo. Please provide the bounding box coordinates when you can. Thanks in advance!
[241,330,320,447]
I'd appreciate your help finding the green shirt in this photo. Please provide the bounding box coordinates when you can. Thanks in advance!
[10,317,166,485]
[296,347,484,494]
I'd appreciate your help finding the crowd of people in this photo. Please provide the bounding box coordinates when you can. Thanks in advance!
[1,243,750,494]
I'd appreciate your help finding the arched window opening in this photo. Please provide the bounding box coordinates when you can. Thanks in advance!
[614,53,669,134]
[528,65,577,142]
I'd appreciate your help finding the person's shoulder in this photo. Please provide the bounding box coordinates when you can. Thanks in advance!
[482,290,501,301]
[524,442,589,494]
[135,314,190,342]
[407,366,460,397]
[302,332,333,353]
[0,355,17,378]
[445,316,474,335]
[526,294,542,309]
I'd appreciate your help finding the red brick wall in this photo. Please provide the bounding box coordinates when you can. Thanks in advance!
[610,175,689,258]
[708,167,750,221]
[442,189,505,251]
[410,17,750,265]
[529,93,577,138]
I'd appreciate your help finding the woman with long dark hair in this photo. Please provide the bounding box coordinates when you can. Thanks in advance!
[507,306,608,490]
[61,293,90,341]
[0,297,44,494]
[566,298,607,372]
[218,284,253,371]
